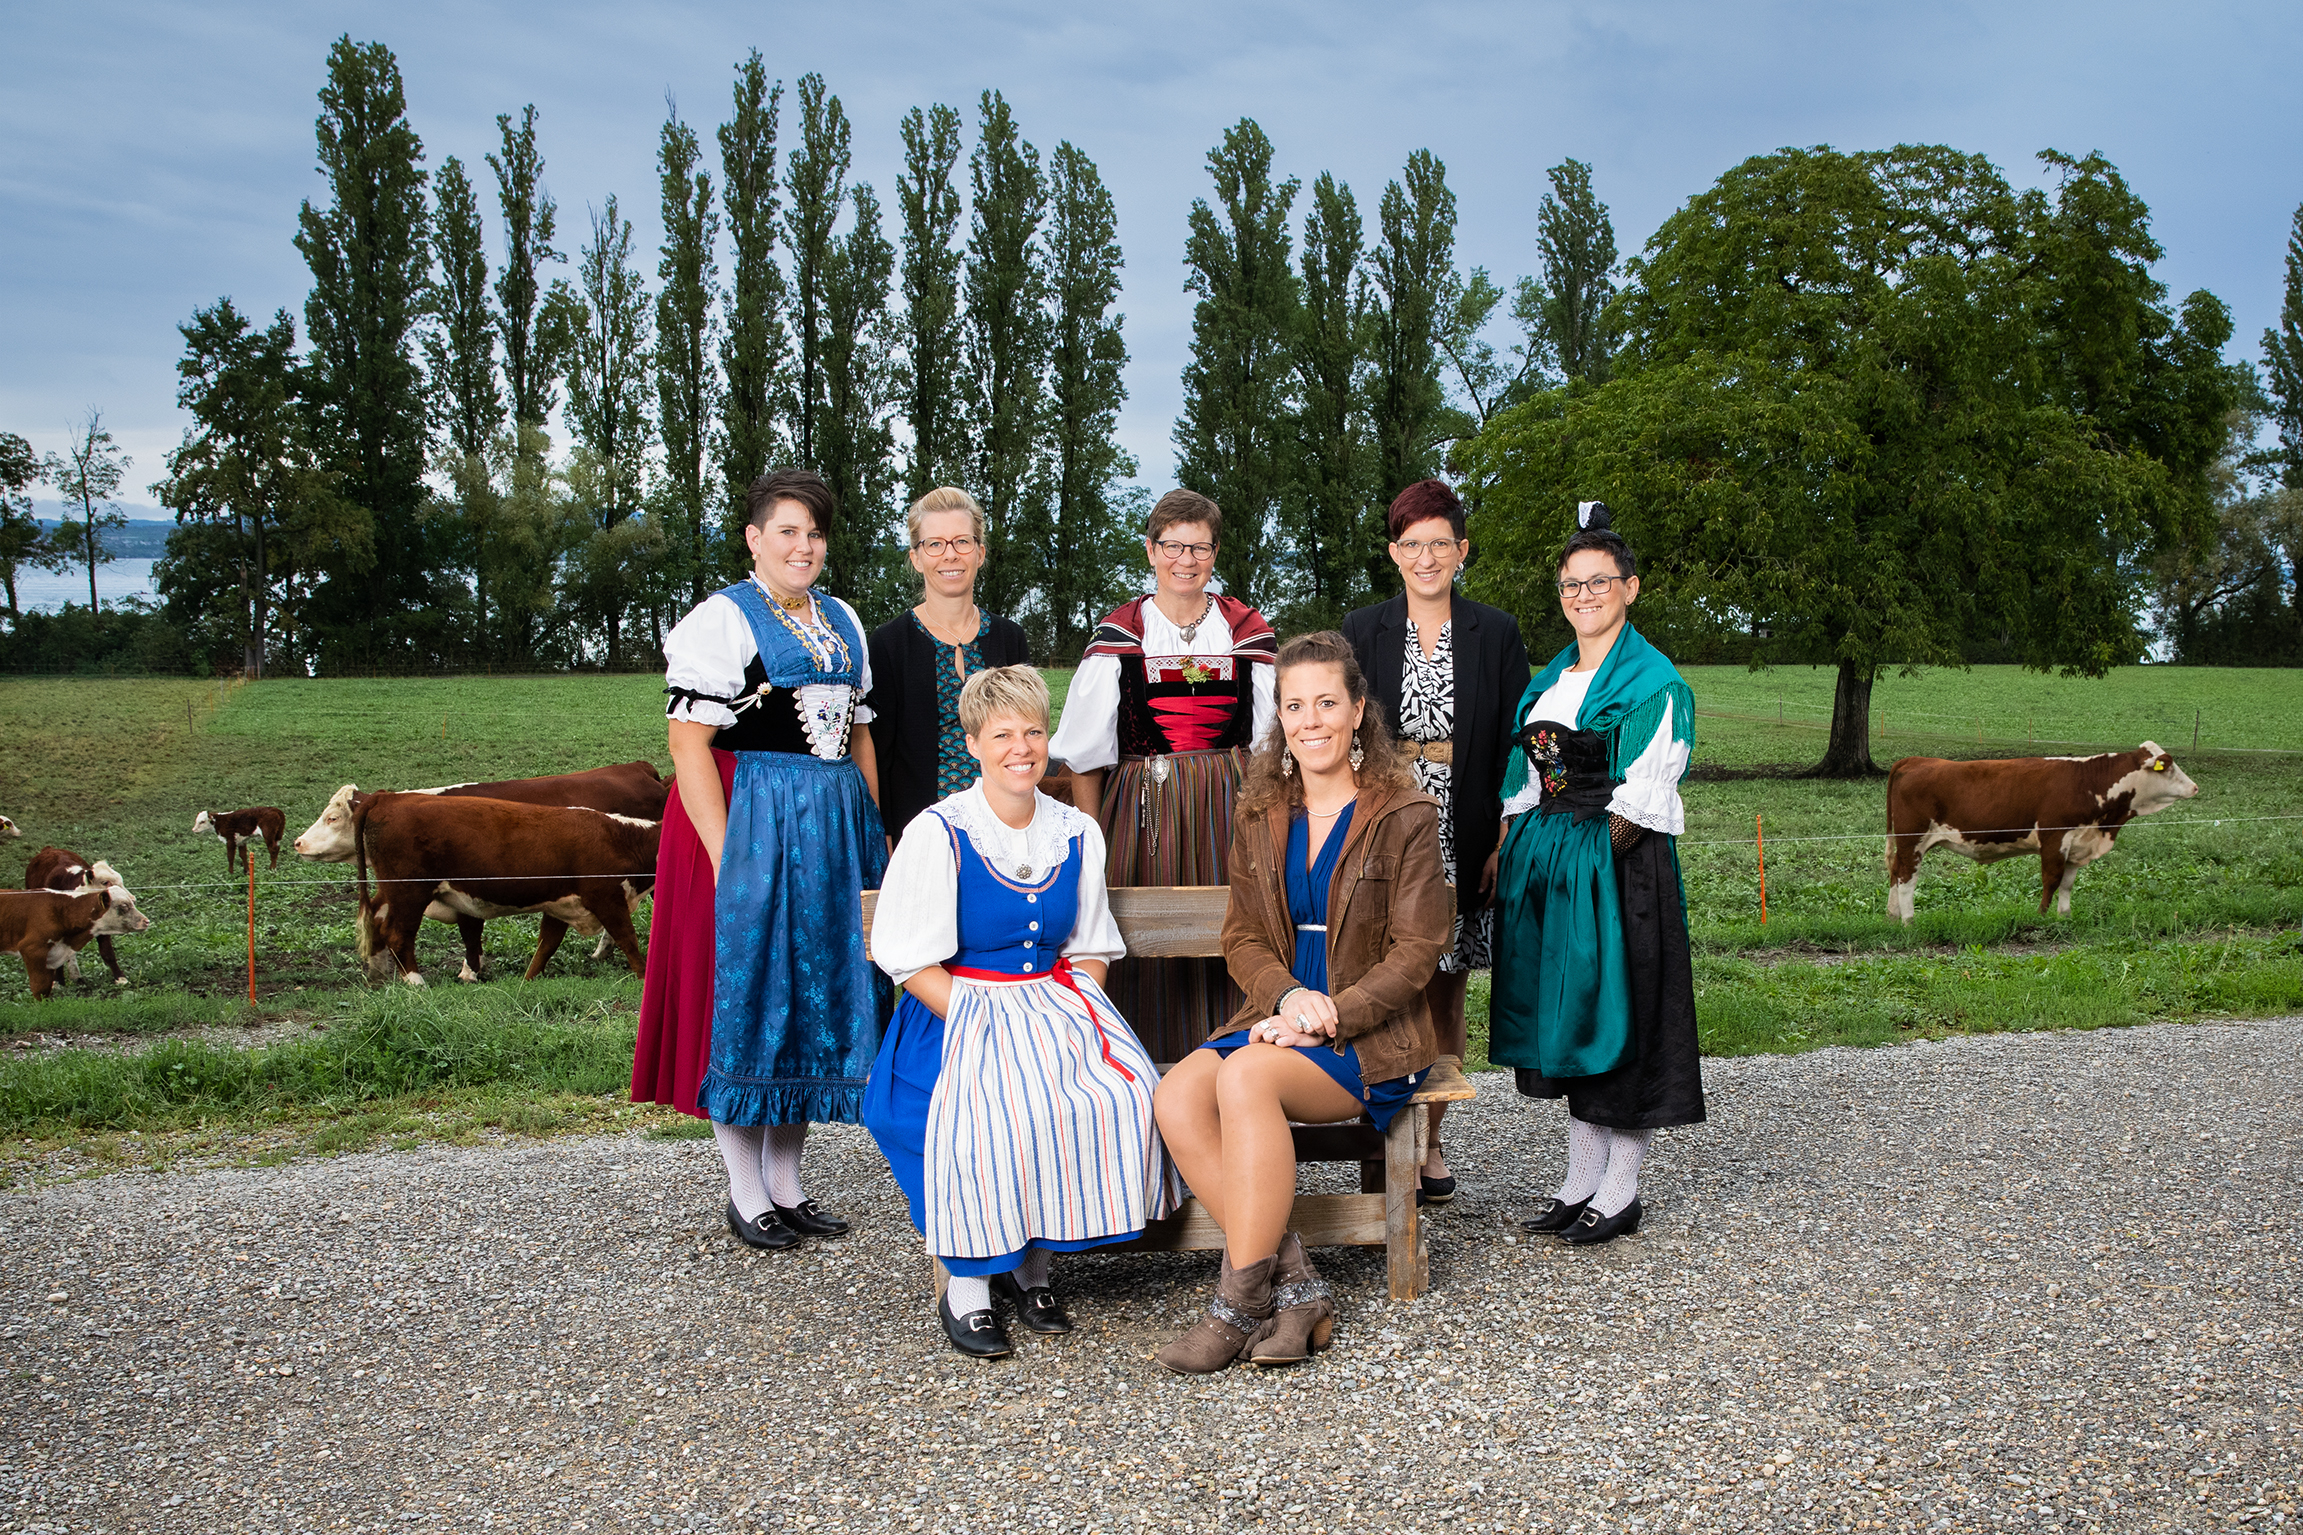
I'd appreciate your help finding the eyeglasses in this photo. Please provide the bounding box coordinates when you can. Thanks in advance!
[1153,540,1216,561]
[913,536,981,557]
[1556,575,1625,598]
[1395,538,1461,558]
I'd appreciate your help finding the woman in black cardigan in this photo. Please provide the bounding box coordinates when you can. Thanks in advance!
[867,488,1032,845]
[1342,479,1530,1201]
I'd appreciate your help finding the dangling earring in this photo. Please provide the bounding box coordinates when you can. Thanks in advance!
[1281,750,1294,778]
[1349,731,1364,772]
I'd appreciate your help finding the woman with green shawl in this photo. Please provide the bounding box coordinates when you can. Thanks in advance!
[1491,502,1705,1245]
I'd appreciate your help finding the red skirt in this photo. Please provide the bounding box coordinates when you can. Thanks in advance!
[632,749,735,1117]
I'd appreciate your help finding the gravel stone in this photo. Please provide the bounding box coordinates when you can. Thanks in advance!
[3,1017,2298,1533]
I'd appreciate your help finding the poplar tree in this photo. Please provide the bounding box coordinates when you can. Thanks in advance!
[1042,141,1135,655]
[818,182,897,606]
[1365,149,1459,510]
[426,155,501,461]
[295,36,436,661]
[964,90,1050,622]
[717,53,789,563]
[1290,170,1369,624]
[1175,118,1298,612]
[489,105,563,448]
[785,73,850,472]
[656,104,720,604]
[2265,200,2303,491]
[42,411,129,613]
[551,197,654,667]
[0,433,44,618]
[1528,158,1618,384]
[896,103,967,506]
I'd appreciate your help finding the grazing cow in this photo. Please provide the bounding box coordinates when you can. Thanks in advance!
[351,792,659,986]
[0,814,19,839]
[296,764,668,966]
[1885,743,2199,921]
[193,807,287,873]
[22,847,130,985]
[0,886,150,1000]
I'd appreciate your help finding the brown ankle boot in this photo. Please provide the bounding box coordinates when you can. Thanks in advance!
[1155,1253,1276,1374]
[1249,1233,1334,1366]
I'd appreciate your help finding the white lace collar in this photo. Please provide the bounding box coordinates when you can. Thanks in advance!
[932,782,1094,881]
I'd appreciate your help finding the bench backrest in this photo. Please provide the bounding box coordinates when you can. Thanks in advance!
[860,885,1230,960]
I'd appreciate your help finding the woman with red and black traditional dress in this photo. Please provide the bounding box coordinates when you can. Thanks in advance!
[1049,489,1276,1065]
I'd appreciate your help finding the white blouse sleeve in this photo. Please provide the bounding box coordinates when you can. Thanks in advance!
[664,595,751,729]
[828,597,876,724]
[1049,654,1123,771]
[1607,696,1688,836]
[1500,697,1542,818]
[1249,658,1276,748]
[1060,819,1126,967]
[871,812,959,985]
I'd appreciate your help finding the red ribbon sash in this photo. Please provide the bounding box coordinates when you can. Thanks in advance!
[946,958,1137,1083]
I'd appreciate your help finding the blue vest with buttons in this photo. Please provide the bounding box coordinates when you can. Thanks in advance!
[934,813,1083,976]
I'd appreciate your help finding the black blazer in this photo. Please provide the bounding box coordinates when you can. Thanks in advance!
[866,610,1033,841]
[1342,592,1531,918]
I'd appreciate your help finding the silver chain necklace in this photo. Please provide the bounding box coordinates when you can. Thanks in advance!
[1176,594,1214,647]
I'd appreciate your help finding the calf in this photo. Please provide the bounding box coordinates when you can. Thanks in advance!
[296,764,668,964]
[193,807,287,874]
[22,846,129,985]
[0,814,19,839]
[1885,743,2199,921]
[0,886,150,1000]
[351,793,659,986]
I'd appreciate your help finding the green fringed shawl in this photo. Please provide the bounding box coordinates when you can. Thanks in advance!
[1500,621,1695,801]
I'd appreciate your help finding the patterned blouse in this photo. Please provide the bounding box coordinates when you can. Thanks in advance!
[1399,619,1493,972]
[914,610,988,802]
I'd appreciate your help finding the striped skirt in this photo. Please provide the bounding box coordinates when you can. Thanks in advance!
[1098,746,1247,1063]
[922,968,1181,1272]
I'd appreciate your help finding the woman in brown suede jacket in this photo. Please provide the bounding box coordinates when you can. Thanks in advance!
[1152,631,1451,1372]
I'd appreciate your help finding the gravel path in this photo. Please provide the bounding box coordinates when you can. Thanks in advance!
[5,1018,2298,1535]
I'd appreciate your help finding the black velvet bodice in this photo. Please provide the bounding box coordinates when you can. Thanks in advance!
[1519,720,1616,821]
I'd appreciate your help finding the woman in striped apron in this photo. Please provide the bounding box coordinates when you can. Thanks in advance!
[865,666,1180,1358]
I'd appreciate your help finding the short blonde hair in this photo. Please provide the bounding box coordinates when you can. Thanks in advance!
[958,664,1050,737]
[907,486,987,547]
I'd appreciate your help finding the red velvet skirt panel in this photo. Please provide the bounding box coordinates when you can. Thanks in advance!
[631,748,736,1117]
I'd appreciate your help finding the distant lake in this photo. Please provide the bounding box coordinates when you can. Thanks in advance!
[13,559,160,614]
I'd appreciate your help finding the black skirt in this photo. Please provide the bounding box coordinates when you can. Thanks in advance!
[1514,828,1706,1129]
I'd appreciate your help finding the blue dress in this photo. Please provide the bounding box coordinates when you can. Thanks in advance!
[698,580,888,1126]
[1203,805,1430,1131]
[862,796,1176,1277]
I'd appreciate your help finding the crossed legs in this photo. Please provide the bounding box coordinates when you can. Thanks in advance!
[1153,1043,1361,1265]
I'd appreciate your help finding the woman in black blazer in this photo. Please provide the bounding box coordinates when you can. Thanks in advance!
[1342,479,1530,1201]
[867,488,1032,844]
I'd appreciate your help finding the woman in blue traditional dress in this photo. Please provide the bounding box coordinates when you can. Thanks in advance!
[865,665,1178,1359]
[635,468,888,1253]
[1491,502,1705,1246]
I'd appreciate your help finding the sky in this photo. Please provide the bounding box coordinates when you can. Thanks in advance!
[5,0,2299,509]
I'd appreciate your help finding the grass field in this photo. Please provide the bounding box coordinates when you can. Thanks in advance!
[1,663,2297,1165]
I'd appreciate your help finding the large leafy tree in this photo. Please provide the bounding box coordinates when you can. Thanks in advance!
[295,36,442,663]
[1041,140,1136,656]
[1175,118,1298,612]
[0,433,50,619]
[817,181,898,607]
[716,54,789,566]
[656,104,720,605]
[1288,170,1370,626]
[964,90,1050,623]
[896,102,968,507]
[1462,143,2236,776]
[43,410,130,612]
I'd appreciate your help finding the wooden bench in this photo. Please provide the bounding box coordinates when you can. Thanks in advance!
[860,885,1476,1301]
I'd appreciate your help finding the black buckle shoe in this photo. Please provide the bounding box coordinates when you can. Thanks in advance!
[1559,1198,1643,1245]
[991,1271,1074,1334]
[1418,1173,1458,1207]
[939,1292,1015,1358]
[726,1198,802,1251]
[1520,1196,1589,1233]
[772,1199,850,1237]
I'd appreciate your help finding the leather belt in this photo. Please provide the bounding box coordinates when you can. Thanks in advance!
[1402,738,1455,765]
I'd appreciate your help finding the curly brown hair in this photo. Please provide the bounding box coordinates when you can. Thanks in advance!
[1237,631,1415,816]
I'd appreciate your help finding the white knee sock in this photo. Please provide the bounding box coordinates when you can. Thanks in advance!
[1592,1128,1653,1217]
[1553,1116,1611,1205]
[947,1276,992,1314]
[760,1122,807,1207]
[1014,1248,1052,1289]
[712,1122,770,1220]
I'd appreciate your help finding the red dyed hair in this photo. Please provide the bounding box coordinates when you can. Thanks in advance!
[1386,478,1466,541]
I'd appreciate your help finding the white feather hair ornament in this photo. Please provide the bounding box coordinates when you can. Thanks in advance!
[1577,500,1612,531]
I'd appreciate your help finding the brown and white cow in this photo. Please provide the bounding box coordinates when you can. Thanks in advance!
[351,793,659,986]
[22,846,130,985]
[193,807,287,873]
[1885,743,2199,921]
[0,886,150,999]
[0,814,19,839]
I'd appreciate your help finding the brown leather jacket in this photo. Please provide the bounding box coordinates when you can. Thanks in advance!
[1216,783,1450,1086]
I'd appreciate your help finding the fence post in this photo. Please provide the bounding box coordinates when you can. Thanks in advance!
[2193,709,2201,753]
[246,854,257,1004]
[1757,813,1767,926]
